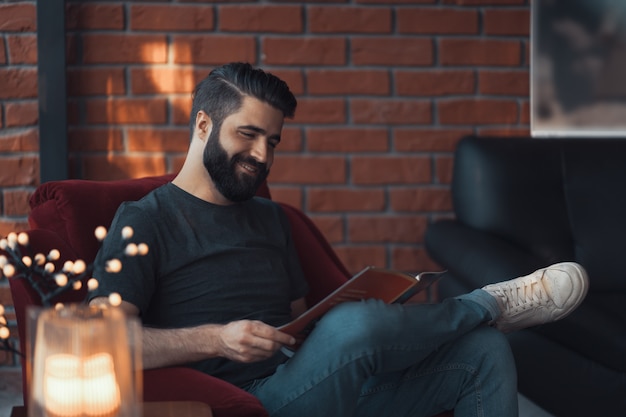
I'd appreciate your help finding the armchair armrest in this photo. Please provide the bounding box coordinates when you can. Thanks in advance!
[143,367,268,417]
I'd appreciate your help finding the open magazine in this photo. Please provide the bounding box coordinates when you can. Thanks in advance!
[279,266,445,349]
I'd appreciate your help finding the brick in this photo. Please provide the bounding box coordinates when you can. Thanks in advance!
[395,70,475,96]
[392,247,441,274]
[484,9,530,35]
[66,100,80,125]
[306,128,389,152]
[307,188,385,212]
[7,35,37,64]
[276,127,303,152]
[263,38,346,65]
[4,101,38,127]
[171,97,193,126]
[0,128,39,152]
[397,8,478,34]
[0,68,38,99]
[86,98,168,125]
[350,99,431,124]
[131,68,205,94]
[0,340,15,364]
[0,220,29,237]
[0,157,39,187]
[479,70,529,96]
[68,128,124,152]
[131,5,214,31]
[81,155,168,181]
[352,38,433,66]
[309,216,344,244]
[352,156,432,185]
[171,156,185,174]
[270,156,346,184]
[520,100,530,124]
[220,6,301,33]
[3,189,31,216]
[0,41,5,64]
[127,129,189,152]
[333,246,387,274]
[0,285,12,302]
[478,127,530,137]
[435,155,454,184]
[66,68,126,96]
[66,3,124,30]
[394,128,471,152]
[83,35,168,64]
[307,70,389,95]
[442,0,524,4]
[439,99,519,125]
[524,41,530,66]
[292,99,346,124]
[173,35,256,64]
[440,39,522,66]
[267,187,302,209]
[0,3,36,32]
[348,215,427,243]
[389,188,452,212]
[308,6,391,33]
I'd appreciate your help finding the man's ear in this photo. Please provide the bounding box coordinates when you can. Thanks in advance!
[195,110,212,141]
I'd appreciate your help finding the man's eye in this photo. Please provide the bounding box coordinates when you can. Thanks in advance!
[269,141,279,149]
[240,131,254,138]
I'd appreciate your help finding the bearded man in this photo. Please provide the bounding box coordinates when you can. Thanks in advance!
[90,62,588,417]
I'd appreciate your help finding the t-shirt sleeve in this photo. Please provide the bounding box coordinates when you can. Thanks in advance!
[89,202,158,315]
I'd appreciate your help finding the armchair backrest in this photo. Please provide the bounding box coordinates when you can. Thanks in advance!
[25,174,348,302]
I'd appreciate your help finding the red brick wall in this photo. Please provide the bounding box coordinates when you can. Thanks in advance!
[0,0,530,368]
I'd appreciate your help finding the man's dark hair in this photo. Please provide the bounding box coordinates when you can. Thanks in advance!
[189,62,297,138]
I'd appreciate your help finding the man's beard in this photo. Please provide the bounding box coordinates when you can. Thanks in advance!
[202,128,269,203]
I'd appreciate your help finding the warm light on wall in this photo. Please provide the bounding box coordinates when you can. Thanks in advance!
[28,304,141,417]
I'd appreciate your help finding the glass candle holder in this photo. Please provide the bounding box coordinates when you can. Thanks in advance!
[27,304,142,417]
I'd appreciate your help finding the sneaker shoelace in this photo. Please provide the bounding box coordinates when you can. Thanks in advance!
[492,277,551,314]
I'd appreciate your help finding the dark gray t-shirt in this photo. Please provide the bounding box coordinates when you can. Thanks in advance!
[91,182,309,387]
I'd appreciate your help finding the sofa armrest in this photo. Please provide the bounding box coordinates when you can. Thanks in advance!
[425,219,550,292]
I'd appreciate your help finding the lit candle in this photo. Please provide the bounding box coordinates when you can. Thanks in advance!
[82,353,121,417]
[43,353,121,417]
[43,354,83,417]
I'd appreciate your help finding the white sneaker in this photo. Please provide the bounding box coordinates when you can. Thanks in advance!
[483,262,589,333]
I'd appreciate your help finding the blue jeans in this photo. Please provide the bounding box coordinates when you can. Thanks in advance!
[246,290,518,417]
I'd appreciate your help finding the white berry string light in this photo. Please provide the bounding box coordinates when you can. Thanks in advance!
[0,226,149,355]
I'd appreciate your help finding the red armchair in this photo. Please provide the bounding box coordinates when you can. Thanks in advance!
[8,174,452,417]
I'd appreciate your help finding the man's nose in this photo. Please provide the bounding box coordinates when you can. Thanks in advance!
[250,139,269,163]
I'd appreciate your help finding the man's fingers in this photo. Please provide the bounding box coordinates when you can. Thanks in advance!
[249,321,296,346]
[219,320,295,362]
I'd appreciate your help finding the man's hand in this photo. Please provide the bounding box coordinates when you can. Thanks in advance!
[217,320,296,363]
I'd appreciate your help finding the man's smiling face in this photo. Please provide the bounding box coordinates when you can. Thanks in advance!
[203,96,284,203]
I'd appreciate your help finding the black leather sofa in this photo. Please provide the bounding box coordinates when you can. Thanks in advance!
[425,135,626,417]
